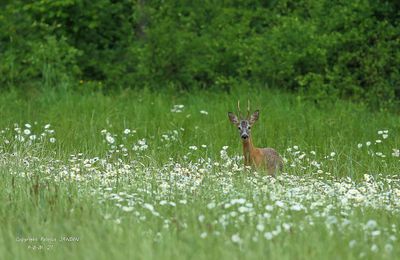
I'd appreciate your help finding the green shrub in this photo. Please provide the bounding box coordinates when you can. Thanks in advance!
[0,0,399,108]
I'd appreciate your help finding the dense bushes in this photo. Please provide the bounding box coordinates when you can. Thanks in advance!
[0,0,399,108]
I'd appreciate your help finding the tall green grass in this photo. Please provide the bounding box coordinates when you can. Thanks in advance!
[1,88,398,175]
[0,88,399,260]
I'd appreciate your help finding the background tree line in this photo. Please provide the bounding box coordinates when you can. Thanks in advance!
[0,0,399,109]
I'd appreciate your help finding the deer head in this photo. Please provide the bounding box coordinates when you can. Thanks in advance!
[228,100,259,141]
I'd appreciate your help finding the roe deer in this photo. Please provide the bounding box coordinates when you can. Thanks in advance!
[228,100,283,176]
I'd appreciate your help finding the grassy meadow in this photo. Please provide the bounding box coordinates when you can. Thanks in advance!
[0,88,399,259]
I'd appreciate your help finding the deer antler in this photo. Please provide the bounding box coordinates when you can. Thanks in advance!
[237,100,242,119]
[247,99,251,119]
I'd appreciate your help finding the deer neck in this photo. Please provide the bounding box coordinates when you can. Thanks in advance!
[242,136,255,166]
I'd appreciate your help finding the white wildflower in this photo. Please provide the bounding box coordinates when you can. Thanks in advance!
[282,223,291,231]
[207,202,216,209]
[138,139,146,146]
[290,204,303,211]
[198,215,205,223]
[106,133,115,144]
[121,206,134,212]
[264,232,273,240]
[143,203,155,212]
[171,104,184,113]
[238,206,252,213]
[263,213,271,219]
[231,198,246,204]
[265,205,274,211]
[256,224,265,232]
[365,220,377,229]
[371,230,381,237]
[231,234,242,244]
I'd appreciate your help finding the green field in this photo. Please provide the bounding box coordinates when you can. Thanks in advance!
[0,88,399,259]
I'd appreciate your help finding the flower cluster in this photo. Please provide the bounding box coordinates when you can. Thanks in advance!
[171,104,184,113]
[0,123,56,151]
[0,123,398,257]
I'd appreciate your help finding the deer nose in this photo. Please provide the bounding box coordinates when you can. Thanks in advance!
[241,134,249,139]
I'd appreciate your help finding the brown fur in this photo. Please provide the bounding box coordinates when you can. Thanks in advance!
[242,136,283,176]
[228,108,283,176]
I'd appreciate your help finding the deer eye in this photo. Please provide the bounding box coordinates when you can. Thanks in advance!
[248,126,251,129]
[238,126,241,130]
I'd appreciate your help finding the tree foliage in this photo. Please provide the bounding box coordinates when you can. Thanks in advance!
[1,0,399,108]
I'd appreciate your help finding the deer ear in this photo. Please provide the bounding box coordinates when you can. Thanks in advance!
[249,110,259,125]
[228,112,239,125]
